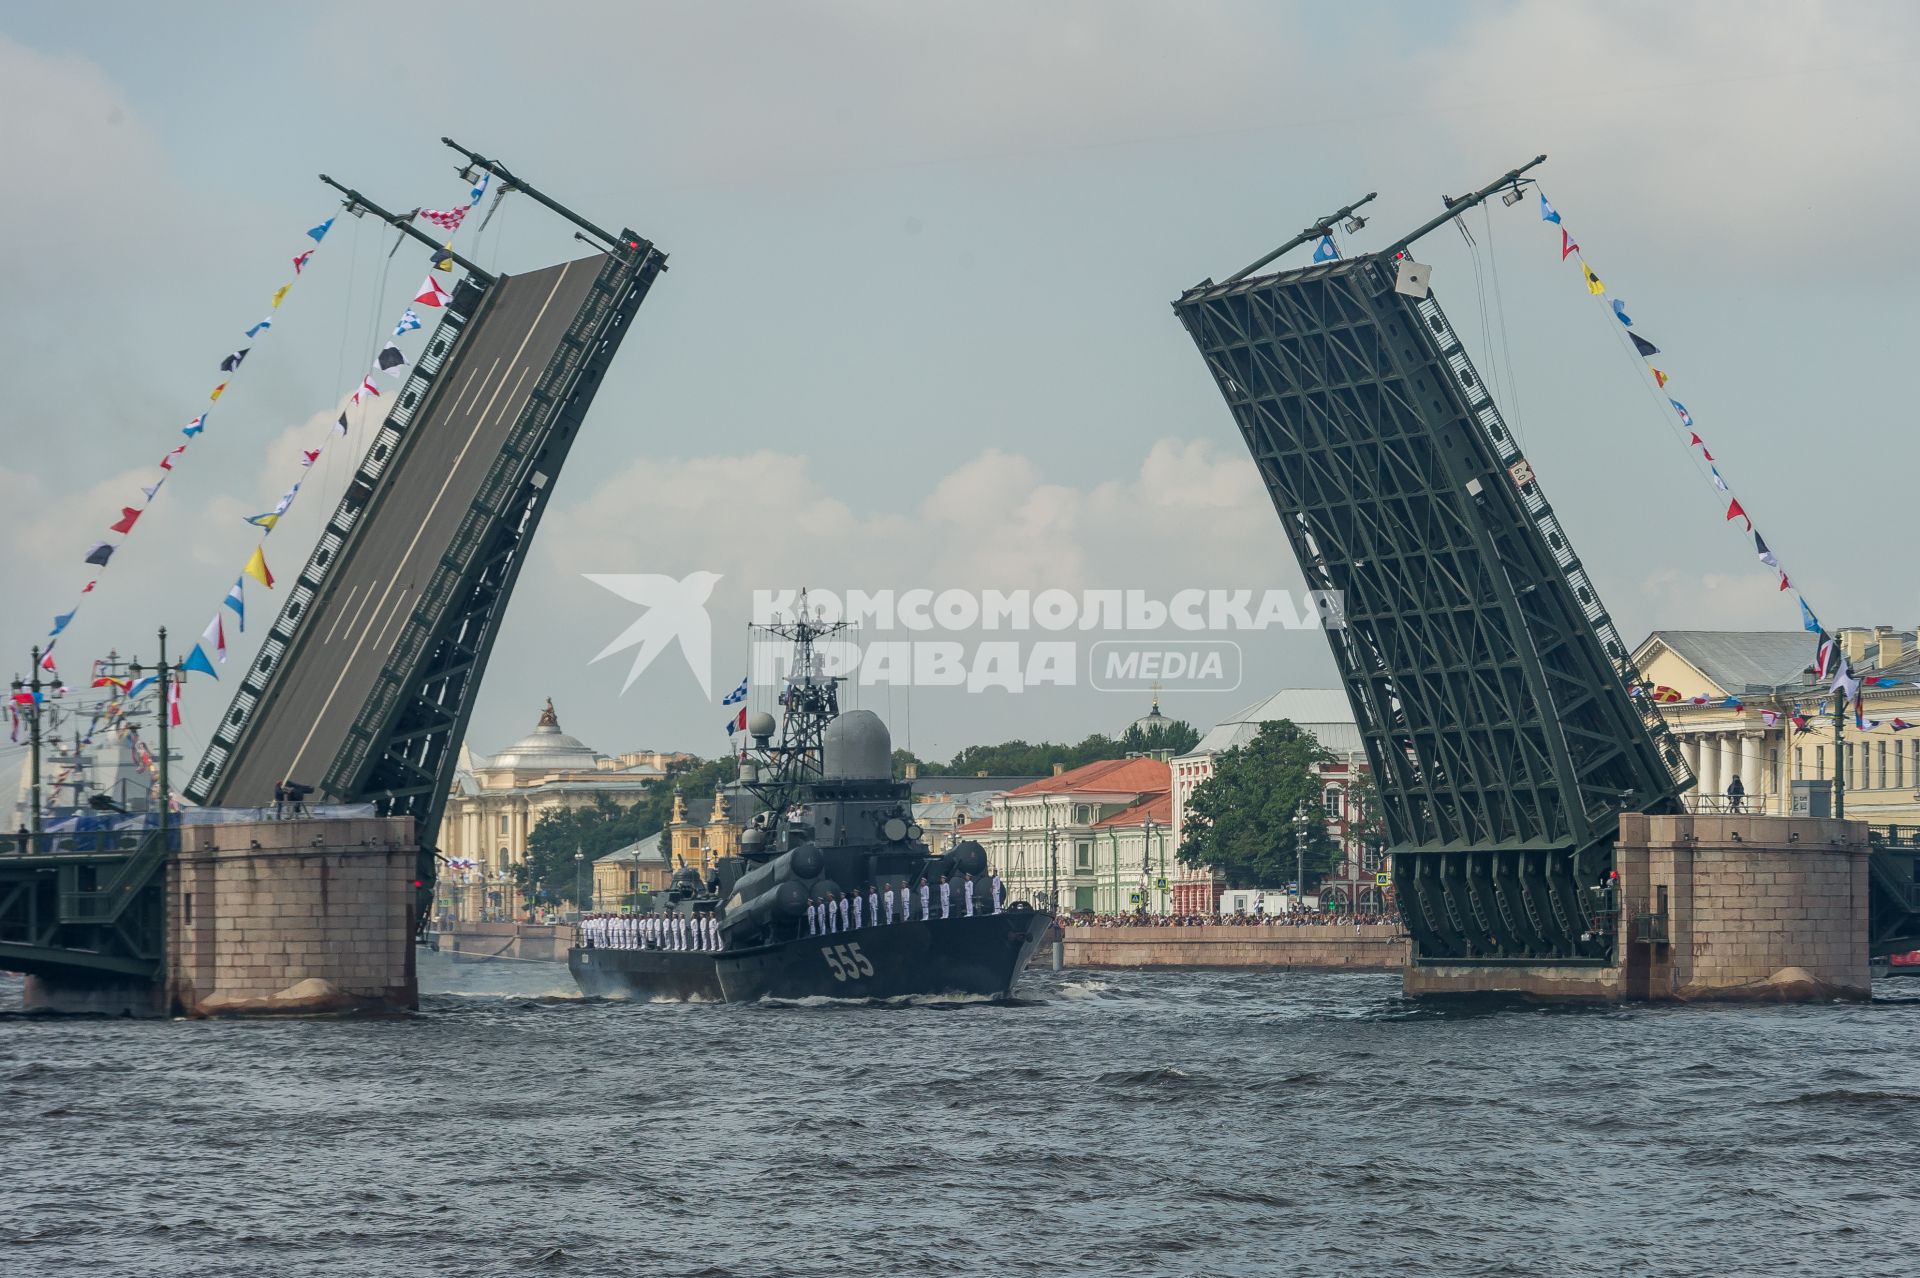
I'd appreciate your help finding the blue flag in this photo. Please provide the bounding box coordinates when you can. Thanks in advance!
[307,217,334,244]
[393,309,422,337]
[1538,194,1560,224]
[182,414,205,438]
[127,675,157,700]
[1799,597,1821,634]
[1611,299,1631,327]
[1311,235,1339,263]
[469,171,490,206]
[49,609,75,637]
[721,676,748,706]
[1669,399,1692,427]
[246,317,273,338]
[224,578,246,633]
[179,644,218,679]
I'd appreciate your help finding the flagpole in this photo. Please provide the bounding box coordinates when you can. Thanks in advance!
[27,646,43,837]
[1223,191,1379,284]
[440,138,624,251]
[1833,689,1846,819]
[316,176,498,284]
[156,628,172,842]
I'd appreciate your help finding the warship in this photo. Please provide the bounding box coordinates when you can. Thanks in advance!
[566,598,1053,1002]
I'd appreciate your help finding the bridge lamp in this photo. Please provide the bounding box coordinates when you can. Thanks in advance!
[1343,214,1368,233]
[1500,187,1525,206]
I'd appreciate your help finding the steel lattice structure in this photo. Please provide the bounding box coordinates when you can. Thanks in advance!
[1174,251,1691,965]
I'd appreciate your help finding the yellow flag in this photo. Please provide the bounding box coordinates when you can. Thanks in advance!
[1582,262,1604,296]
[271,282,291,309]
[210,382,227,401]
[244,545,275,589]
[434,241,454,272]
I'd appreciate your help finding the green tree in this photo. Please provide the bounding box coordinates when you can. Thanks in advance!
[1119,718,1200,756]
[1177,720,1336,889]
[911,721,1199,779]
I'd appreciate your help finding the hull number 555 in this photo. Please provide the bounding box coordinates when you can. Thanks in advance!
[822,942,874,981]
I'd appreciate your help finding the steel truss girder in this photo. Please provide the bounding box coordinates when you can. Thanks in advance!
[1174,256,1685,966]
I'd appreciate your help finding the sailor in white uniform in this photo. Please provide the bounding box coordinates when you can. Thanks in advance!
[938,876,951,920]
[963,873,976,917]
[852,891,864,930]
[867,885,880,928]
[991,872,1005,912]
[839,892,851,932]
[883,885,896,926]
[807,900,819,936]
[919,879,931,921]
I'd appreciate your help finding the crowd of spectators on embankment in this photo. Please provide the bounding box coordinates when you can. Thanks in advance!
[1067,909,1398,929]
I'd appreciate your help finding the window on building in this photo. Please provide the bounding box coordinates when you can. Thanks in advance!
[1075,841,1093,870]
[1815,747,1824,780]
[1795,747,1804,781]
[1877,741,1887,790]
[1899,741,1907,792]
[498,814,509,835]
[1323,786,1344,817]
[497,846,509,871]
[1074,804,1092,825]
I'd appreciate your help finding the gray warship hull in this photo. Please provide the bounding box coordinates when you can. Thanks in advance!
[566,908,1051,1003]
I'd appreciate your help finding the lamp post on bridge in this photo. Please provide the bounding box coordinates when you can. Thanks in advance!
[1293,802,1311,915]
[574,848,586,917]
[10,645,53,839]
[125,629,180,842]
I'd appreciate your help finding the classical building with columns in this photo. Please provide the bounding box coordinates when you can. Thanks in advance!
[439,701,688,917]
[1633,627,1920,826]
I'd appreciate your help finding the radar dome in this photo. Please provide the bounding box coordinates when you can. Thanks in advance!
[821,709,892,781]
[747,711,777,738]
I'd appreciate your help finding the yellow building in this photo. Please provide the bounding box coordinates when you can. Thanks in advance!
[1632,627,1920,826]
[666,784,751,874]
[439,700,688,918]
[593,831,672,911]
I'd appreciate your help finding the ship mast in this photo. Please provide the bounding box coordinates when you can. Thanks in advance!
[740,589,849,846]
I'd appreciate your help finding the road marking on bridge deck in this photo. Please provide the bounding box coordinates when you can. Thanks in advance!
[281,262,581,783]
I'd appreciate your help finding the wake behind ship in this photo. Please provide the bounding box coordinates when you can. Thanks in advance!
[567,600,1051,1003]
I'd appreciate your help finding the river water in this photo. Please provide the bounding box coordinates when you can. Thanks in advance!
[2,957,1916,1278]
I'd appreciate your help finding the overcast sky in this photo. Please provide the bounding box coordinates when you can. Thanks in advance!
[2,1,1915,786]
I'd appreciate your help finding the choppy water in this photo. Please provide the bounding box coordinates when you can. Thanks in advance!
[2,957,1917,1278]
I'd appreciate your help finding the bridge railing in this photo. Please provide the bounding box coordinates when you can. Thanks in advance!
[1684,794,1772,816]
[1412,292,1693,802]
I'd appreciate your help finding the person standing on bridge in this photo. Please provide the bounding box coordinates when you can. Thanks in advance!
[1727,772,1746,813]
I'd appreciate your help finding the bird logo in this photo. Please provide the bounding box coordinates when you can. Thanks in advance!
[584,571,723,696]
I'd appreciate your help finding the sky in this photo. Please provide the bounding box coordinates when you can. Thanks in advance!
[2,0,1916,789]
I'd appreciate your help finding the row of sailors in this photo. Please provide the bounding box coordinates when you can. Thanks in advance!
[808,872,1005,935]
[580,911,719,952]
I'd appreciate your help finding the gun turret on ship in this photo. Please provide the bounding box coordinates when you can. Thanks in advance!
[567,594,1052,1002]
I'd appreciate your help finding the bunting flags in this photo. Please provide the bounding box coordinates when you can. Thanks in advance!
[244,546,274,589]
[224,578,245,632]
[109,507,141,535]
[270,283,290,309]
[725,706,748,736]
[1312,235,1339,263]
[180,643,217,680]
[334,412,349,436]
[246,318,273,338]
[414,277,451,308]
[201,613,227,665]
[420,206,468,231]
[292,250,313,275]
[300,449,322,468]
[721,676,749,705]
[1815,632,1836,681]
[1538,187,1826,661]
[220,348,249,373]
[1649,685,1682,703]
[307,217,334,243]
[394,310,422,336]
[84,542,114,567]
[182,415,205,438]
[209,381,228,401]
[50,609,75,637]
[1893,719,1916,732]
[352,376,381,403]
[376,343,408,376]
[469,171,490,206]
[1758,709,1780,727]
[244,512,279,530]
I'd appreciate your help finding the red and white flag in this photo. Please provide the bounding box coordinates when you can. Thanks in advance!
[419,206,467,231]
[414,277,452,308]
